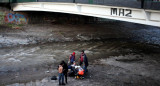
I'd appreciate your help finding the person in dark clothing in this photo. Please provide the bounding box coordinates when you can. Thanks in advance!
[79,50,88,73]
[79,53,83,66]
[61,60,68,84]
[83,54,88,73]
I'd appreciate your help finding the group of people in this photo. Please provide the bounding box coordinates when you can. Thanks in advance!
[58,50,89,85]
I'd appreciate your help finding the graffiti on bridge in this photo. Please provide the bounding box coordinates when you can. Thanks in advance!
[5,13,27,24]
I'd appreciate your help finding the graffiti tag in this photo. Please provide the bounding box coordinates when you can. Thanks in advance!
[5,13,27,24]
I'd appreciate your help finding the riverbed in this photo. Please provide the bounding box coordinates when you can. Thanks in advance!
[0,40,159,86]
[0,22,160,86]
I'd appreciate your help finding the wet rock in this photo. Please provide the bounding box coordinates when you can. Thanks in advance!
[6,58,21,63]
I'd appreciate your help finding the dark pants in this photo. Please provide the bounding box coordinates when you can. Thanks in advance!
[64,73,67,84]
[59,73,64,84]
[83,65,88,73]
[79,61,83,66]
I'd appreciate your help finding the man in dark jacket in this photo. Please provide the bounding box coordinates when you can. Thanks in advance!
[61,60,68,84]
[80,50,88,73]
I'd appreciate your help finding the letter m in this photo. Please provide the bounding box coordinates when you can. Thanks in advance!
[111,8,117,15]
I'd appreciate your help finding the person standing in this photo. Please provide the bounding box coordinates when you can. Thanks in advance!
[61,60,68,84]
[79,52,84,66]
[58,63,65,85]
[80,50,88,73]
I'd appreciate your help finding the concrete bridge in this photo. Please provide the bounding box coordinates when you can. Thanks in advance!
[1,0,160,27]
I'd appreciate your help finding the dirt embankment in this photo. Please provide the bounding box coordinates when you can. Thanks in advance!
[0,23,128,48]
[1,19,160,48]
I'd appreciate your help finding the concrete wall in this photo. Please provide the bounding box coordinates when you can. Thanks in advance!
[0,6,111,25]
[27,11,115,24]
[0,6,28,25]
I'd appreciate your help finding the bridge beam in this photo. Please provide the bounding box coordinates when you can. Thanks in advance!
[12,2,160,27]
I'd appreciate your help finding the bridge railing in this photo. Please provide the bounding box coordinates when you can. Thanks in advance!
[1,0,160,10]
[143,0,160,10]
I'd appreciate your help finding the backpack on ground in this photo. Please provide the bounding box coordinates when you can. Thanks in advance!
[51,76,57,80]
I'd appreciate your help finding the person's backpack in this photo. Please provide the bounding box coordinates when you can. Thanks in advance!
[68,70,75,76]
[51,76,57,80]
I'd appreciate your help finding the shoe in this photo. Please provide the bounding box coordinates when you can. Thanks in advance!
[59,83,62,85]
[62,83,65,85]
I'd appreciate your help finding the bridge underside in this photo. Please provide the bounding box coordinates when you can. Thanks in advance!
[12,2,160,27]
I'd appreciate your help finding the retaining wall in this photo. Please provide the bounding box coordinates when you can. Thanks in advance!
[0,6,28,25]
